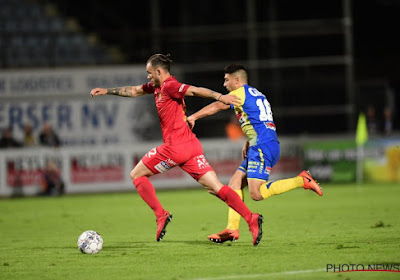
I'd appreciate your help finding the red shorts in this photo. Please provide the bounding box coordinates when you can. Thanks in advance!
[142,138,214,181]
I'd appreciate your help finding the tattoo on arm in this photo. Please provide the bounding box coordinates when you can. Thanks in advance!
[106,87,133,97]
[208,90,221,100]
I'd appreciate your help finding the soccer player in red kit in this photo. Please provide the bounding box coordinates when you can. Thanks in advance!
[90,54,263,246]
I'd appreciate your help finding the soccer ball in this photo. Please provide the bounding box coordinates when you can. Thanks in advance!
[77,230,103,254]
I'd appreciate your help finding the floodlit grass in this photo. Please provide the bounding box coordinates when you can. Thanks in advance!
[0,183,399,280]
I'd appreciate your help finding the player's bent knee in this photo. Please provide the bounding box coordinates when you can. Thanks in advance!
[130,170,146,181]
[197,171,223,195]
[249,191,263,201]
[207,189,218,196]
[129,170,137,181]
[202,184,218,195]
[129,161,154,181]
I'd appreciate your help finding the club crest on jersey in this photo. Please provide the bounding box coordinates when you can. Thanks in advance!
[157,91,162,100]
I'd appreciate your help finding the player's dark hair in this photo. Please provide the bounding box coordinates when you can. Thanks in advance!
[147,53,173,72]
[224,64,247,74]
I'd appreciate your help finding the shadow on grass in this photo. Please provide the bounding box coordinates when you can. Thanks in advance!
[24,240,250,252]
[105,240,250,249]
[106,240,217,248]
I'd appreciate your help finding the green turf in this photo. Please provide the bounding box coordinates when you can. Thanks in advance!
[0,183,399,280]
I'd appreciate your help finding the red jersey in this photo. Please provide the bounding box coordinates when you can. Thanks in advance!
[142,76,196,144]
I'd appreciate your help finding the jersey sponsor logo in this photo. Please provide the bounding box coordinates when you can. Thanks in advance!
[178,84,186,92]
[237,113,245,125]
[165,158,177,166]
[154,163,167,173]
[161,161,170,169]
[264,122,276,131]
[154,160,173,173]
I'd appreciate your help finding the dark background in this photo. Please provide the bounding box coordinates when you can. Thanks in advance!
[1,0,399,138]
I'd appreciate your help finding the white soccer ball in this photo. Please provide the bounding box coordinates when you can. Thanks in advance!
[77,230,103,254]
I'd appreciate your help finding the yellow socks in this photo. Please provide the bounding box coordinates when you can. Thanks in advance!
[259,176,304,199]
[226,189,243,230]
[223,177,304,230]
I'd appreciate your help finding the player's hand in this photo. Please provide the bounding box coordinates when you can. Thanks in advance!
[187,115,195,130]
[90,88,107,97]
[219,94,241,106]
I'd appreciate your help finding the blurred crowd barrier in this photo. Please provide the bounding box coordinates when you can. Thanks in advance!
[0,138,301,197]
[1,137,398,197]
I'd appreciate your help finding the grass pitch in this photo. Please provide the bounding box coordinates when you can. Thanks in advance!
[0,183,399,280]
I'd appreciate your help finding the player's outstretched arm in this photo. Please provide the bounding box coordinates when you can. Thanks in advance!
[185,86,241,106]
[90,85,146,98]
[187,101,229,129]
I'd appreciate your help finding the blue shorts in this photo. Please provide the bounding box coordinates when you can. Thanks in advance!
[238,141,280,181]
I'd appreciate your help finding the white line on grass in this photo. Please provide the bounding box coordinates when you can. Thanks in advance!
[192,268,325,280]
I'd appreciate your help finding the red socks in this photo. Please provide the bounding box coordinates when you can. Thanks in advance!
[133,177,164,218]
[133,179,252,224]
[217,185,252,224]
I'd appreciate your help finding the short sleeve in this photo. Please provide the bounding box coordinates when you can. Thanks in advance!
[142,82,155,94]
[229,87,245,106]
[164,80,190,99]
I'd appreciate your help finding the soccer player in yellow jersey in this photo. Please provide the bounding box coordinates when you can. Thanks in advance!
[187,64,323,243]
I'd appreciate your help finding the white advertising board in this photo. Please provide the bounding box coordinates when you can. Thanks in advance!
[0,65,146,97]
[0,97,159,145]
[0,66,161,145]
